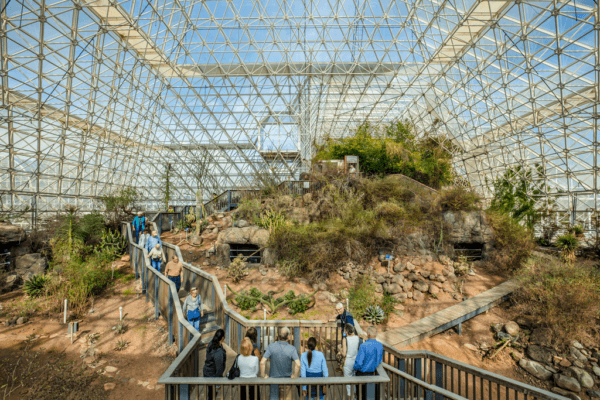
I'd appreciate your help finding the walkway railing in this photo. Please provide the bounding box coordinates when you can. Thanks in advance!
[120,221,566,400]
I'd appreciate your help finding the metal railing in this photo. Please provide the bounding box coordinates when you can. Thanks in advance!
[121,221,567,400]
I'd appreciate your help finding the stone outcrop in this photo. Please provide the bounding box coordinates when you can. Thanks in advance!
[215,226,271,268]
[0,221,26,244]
[14,253,47,280]
[442,211,494,257]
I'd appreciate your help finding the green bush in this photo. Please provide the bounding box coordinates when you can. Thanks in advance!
[515,257,600,346]
[568,225,584,236]
[485,210,535,272]
[315,122,454,188]
[556,233,579,263]
[348,275,376,318]
[379,291,399,323]
[23,275,49,298]
[439,187,481,212]
[235,289,260,311]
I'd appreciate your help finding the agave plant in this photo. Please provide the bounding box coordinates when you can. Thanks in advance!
[23,275,49,298]
[363,305,385,325]
[556,233,579,263]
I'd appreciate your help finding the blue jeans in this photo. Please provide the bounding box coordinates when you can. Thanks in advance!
[269,376,291,400]
[151,259,161,271]
[187,312,200,331]
[168,275,181,293]
[134,230,140,243]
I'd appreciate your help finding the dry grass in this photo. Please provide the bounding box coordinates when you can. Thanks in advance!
[484,210,535,272]
[514,256,600,347]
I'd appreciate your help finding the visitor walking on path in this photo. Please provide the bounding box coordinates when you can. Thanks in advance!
[138,228,150,250]
[146,243,165,270]
[132,211,146,243]
[260,327,300,400]
[329,302,354,367]
[203,329,226,400]
[353,326,383,400]
[183,287,204,331]
[164,255,183,293]
[341,324,362,396]
[301,337,329,400]
[238,338,260,400]
[245,327,262,360]
[145,230,162,253]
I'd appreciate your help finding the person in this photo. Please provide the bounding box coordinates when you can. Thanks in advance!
[245,327,262,360]
[146,243,165,270]
[164,255,183,293]
[301,337,328,400]
[353,326,383,400]
[238,338,260,400]
[146,230,161,253]
[203,329,226,400]
[329,302,354,367]
[132,211,146,243]
[213,193,218,201]
[183,287,204,331]
[341,323,362,397]
[260,327,300,400]
[138,228,150,251]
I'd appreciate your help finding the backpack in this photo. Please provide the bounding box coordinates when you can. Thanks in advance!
[227,355,240,380]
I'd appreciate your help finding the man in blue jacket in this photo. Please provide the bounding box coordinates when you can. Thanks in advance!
[132,211,146,243]
[330,302,355,369]
[354,326,383,400]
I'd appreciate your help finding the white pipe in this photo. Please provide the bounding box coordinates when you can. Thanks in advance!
[264,309,267,321]
[346,298,349,310]
[119,307,123,321]
[64,299,68,324]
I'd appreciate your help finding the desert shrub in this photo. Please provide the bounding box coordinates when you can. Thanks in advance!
[255,209,286,232]
[485,210,535,272]
[453,256,470,276]
[515,257,600,346]
[348,275,376,318]
[556,233,579,263]
[235,198,262,221]
[287,293,313,315]
[229,286,315,314]
[568,225,584,236]
[379,291,400,323]
[439,187,481,212]
[277,259,302,279]
[363,305,385,325]
[99,188,139,230]
[227,255,248,283]
[23,275,49,298]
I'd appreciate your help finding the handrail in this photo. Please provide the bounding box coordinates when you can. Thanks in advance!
[122,221,567,400]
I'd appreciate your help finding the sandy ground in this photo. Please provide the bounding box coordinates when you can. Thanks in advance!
[0,259,175,400]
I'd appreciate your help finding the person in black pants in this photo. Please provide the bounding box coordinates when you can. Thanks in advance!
[353,326,383,400]
[203,329,226,400]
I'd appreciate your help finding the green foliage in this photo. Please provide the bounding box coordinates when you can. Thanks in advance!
[363,305,385,325]
[235,198,262,221]
[93,230,126,263]
[379,291,399,322]
[487,165,550,230]
[315,121,454,188]
[23,275,49,298]
[255,209,287,232]
[556,233,579,263]
[99,188,139,230]
[161,163,172,211]
[515,257,600,345]
[175,218,192,231]
[348,275,376,318]
[439,187,481,212]
[485,210,535,272]
[228,285,316,314]
[568,225,584,236]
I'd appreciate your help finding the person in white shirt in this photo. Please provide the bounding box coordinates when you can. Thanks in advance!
[341,323,362,396]
[238,338,259,400]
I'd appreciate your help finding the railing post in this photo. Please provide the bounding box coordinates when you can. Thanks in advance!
[155,274,159,320]
[238,323,242,351]
[180,385,189,400]
[225,315,230,346]
[168,289,174,345]
[144,260,148,301]
[288,181,292,195]
[158,213,162,236]
[398,359,406,398]
[294,327,300,356]
[228,190,232,211]
[256,327,261,353]
[179,322,184,352]
[435,362,444,400]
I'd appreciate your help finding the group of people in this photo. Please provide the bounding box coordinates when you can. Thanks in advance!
[201,303,383,400]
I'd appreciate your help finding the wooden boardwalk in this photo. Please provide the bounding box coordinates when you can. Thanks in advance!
[378,280,519,348]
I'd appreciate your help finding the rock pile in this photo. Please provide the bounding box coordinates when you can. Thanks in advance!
[492,320,600,399]
[0,221,48,293]
[338,254,460,302]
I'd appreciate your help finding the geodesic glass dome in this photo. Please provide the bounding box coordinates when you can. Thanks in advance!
[0,0,598,227]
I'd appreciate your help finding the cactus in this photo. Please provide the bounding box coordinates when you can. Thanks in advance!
[363,305,385,325]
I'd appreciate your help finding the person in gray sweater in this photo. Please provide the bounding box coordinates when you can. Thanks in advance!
[183,287,204,331]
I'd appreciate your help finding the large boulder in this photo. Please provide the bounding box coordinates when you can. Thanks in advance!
[0,221,26,244]
[569,367,595,389]
[442,211,493,244]
[216,244,231,268]
[519,359,553,381]
[262,248,278,265]
[555,374,581,392]
[527,345,556,364]
[14,253,47,279]
[217,227,270,247]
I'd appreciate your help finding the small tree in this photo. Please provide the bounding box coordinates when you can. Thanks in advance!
[161,163,172,211]
[99,188,138,230]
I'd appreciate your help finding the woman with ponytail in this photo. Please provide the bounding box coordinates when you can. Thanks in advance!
[203,329,226,400]
[300,337,328,400]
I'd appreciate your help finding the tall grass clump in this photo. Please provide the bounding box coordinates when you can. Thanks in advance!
[484,210,535,272]
[515,257,600,346]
